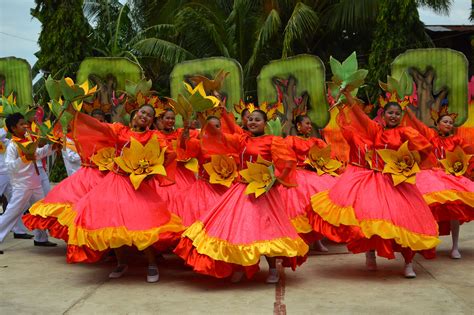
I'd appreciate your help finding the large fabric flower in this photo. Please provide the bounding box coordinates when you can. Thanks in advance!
[239,155,276,198]
[377,141,420,186]
[304,144,341,176]
[114,135,167,190]
[203,155,238,187]
[91,147,116,171]
[440,146,472,177]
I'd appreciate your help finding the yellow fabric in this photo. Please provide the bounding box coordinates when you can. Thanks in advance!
[67,214,184,251]
[311,191,440,250]
[183,221,309,266]
[423,190,474,207]
[29,200,76,227]
[311,191,359,226]
[290,214,313,234]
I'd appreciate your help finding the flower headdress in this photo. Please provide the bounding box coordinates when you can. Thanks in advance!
[234,99,256,115]
[378,72,413,110]
[123,79,171,117]
[430,104,458,125]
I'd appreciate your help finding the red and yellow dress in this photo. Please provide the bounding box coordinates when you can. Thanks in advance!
[169,132,239,228]
[278,136,338,243]
[158,128,198,189]
[174,133,308,279]
[402,113,474,235]
[60,113,184,263]
[309,105,440,259]
[23,117,109,241]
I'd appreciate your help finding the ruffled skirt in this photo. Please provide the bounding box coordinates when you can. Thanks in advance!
[278,169,336,242]
[23,167,105,241]
[174,183,309,279]
[416,169,474,235]
[66,172,184,263]
[170,179,229,227]
[309,165,440,259]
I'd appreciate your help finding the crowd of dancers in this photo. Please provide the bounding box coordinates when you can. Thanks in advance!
[0,87,472,284]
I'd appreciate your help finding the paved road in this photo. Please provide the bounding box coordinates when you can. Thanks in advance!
[0,224,472,314]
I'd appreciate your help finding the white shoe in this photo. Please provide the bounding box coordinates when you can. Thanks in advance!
[109,264,128,279]
[450,249,461,259]
[365,252,377,271]
[266,268,280,284]
[147,265,160,283]
[404,263,416,278]
[230,271,244,283]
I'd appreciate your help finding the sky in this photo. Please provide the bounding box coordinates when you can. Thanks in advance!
[0,0,472,70]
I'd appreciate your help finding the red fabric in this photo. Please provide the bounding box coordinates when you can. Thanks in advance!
[170,180,229,227]
[23,214,68,241]
[174,237,260,279]
[347,236,436,260]
[279,169,336,225]
[308,208,364,243]
[66,245,106,263]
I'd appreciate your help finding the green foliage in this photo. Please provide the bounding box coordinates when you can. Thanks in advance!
[49,156,68,183]
[32,0,92,79]
[367,0,432,99]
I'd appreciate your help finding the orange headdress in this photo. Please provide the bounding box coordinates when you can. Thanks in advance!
[431,104,458,125]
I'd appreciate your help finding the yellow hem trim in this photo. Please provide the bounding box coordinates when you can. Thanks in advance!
[291,214,313,234]
[183,221,309,266]
[311,191,440,250]
[423,190,474,207]
[67,214,185,251]
[29,200,76,227]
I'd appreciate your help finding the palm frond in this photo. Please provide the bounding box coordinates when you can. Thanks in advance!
[245,9,282,74]
[415,0,452,15]
[323,0,379,31]
[282,2,319,58]
[133,38,196,65]
[175,6,230,57]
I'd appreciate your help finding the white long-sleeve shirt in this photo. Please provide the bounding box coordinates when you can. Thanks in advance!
[62,137,81,176]
[5,140,52,190]
[0,129,11,175]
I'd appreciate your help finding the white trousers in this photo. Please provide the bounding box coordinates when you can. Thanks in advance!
[0,174,28,234]
[39,167,51,195]
[0,187,48,242]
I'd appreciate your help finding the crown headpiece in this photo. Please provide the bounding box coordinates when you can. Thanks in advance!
[378,72,412,110]
[431,104,458,124]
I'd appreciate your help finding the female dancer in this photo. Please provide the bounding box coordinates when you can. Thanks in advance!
[279,115,339,250]
[63,104,184,282]
[309,92,440,278]
[174,109,308,284]
[404,107,474,258]
[170,115,239,227]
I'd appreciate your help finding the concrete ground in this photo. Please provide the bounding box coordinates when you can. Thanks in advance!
[0,224,472,315]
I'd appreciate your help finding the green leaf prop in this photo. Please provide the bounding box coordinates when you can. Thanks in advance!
[328,52,368,108]
[60,78,85,101]
[45,76,62,101]
[265,117,283,136]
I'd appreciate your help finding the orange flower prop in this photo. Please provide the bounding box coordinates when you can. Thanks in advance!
[239,155,276,197]
[203,155,238,187]
[114,135,167,190]
[377,141,420,186]
[91,147,116,171]
[304,144,341,176]
[439,146,472,177]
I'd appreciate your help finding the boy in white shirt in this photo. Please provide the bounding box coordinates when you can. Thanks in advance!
[0,113,57,254]
[0,128,32,238]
